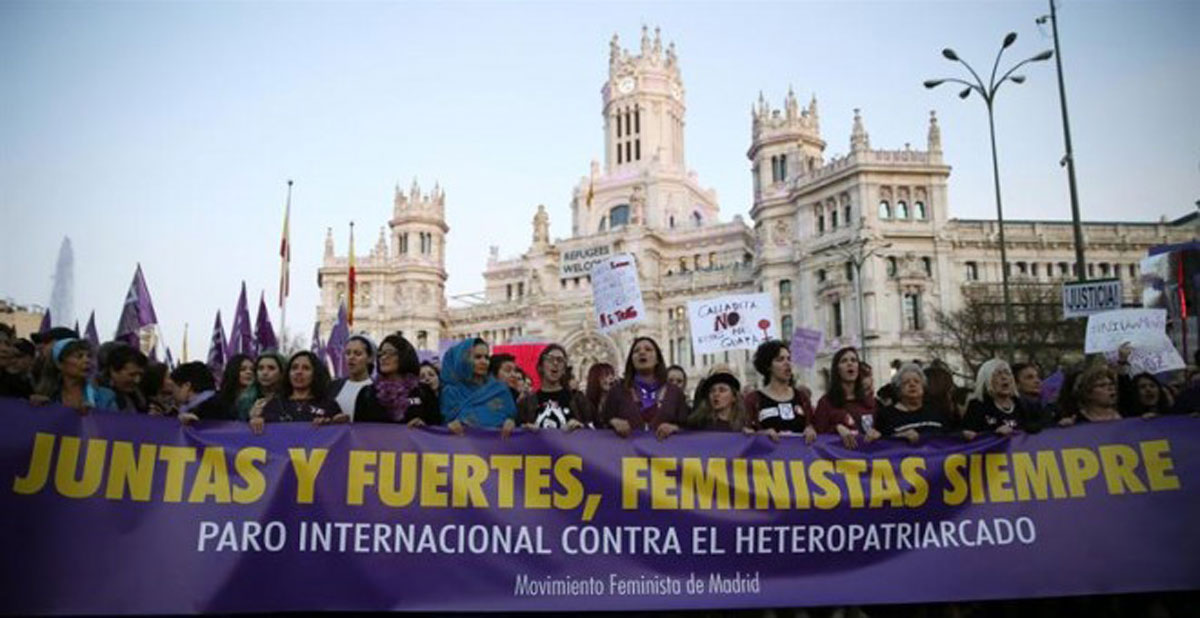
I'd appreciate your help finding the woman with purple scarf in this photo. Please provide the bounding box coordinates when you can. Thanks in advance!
[598,337,688,439]
[355,333,440,427]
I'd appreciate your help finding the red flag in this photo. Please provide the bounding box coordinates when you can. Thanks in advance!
[347,222,356,326]
[278,181,292,308]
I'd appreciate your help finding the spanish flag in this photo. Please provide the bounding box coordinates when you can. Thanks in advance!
[586,173,595,207]
[347,222,356,326]
[278,181,292,309]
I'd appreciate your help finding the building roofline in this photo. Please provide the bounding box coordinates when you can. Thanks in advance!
[951,210,1197,227]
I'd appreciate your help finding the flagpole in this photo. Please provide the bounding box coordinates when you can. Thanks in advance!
[279,180,293,350]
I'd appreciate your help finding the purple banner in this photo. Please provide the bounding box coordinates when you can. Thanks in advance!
[2,399,1198,614]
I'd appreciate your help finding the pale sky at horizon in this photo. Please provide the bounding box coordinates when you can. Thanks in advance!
[2,0,1197,354]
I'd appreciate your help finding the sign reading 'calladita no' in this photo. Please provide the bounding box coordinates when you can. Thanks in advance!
[1062,278,1122,319]
[560,244,612,278]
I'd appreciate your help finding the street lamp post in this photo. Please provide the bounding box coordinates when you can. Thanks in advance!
[925,32,1053,361]
[835,237,891,369]
[1038,1,1087,282]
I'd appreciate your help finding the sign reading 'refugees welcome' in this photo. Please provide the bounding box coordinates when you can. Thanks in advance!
[2,402,1198,614]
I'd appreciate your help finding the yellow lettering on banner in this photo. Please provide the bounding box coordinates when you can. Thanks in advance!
[622,457,648,509]
[159,446,197,503]
[491,455,522,508]
[900,457,928,507]
[13,433,56,495]
[788,461,812,509]
[420,452,450,507]
[835,459,868,508]
[452,454,490,508]
[188,447,231,503]
[288,448,327,504]
[54,437,107,499]
[868,459,903,508]
[969,453,986,504]
[732,458,750,509]
[650,458,678,510]
[379,452,418,507]
[524,456,553,509]
[680,458,729,509]
[233,447,266,504]
[943,454,968,506]
[1061,448,1101,497]
[552,455,584,510]
[346,450,377,506]
[104,442,156,501]
[1012,451,1067,500]
[1141,440,1181,491]
[1098,445,1148,495]
[752,459,790,509]
[808,460,841,510]
[984,453,1015,503]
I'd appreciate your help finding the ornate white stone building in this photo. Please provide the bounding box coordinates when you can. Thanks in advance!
[318,26,1197,386]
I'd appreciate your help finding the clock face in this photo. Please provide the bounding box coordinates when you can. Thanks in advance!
[618,77,635,94]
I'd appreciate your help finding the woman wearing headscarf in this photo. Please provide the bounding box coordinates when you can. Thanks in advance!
[356,333,439,427]
[963,358,1041,438]
[31,338,114,413]
[439,338,517,437]
[598,337,688,440]
[329,334,374,422]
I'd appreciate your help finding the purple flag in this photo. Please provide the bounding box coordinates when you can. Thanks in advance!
[325,304,349,378]
[227,282,254,358]
[38,310,51,335]
[206,311,227,381]
[115,264,159,350]
[83,312,99,349]
[254,292,279,354]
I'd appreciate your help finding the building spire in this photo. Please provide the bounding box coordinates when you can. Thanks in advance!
[324,227,334,259]
[850,108,870,152]
[640,24,650,55]
[927,110,942,153]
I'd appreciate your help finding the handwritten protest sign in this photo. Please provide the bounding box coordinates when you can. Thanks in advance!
[789,327,823,368]
[1084,309,1170,353]
[1104,345,1186,376]
[590,253,645,333]
[687,293,775,355]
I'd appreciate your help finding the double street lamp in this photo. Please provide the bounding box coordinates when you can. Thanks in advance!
[925,32,1053,360]
[831,236,891,370]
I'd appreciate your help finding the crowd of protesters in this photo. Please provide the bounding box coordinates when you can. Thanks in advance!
[3,322,1198,439]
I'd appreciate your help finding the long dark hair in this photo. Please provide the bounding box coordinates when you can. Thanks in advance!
[536,344,569,385]
[378,333,419,378]
[35,339,91,397]
[825,346,867,408]
[281,350,332,400]
[219,354,252,407]
[753,339,789,387]
[1129,372,1171,415]
[585,362,615,410]
[622,337,667,389]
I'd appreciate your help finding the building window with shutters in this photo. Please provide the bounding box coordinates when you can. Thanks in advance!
[903,293,924,331]
[781,315,793,340]
[832,301,844,337]
[897,201,909,219]
[879,200,891,219]
[915,201,927,219]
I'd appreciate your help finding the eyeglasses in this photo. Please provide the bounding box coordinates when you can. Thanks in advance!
[543,355,567,365]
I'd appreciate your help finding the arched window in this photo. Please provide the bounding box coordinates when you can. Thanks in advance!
[922,257,933,276]
[879,200,891,219]
[692,211,703,227]
[915,201,927,219]
[897,201,909,219]
[887,257,898,278]
[845,262,855,281]
[844,205,852,226]
[817,269,827,283]
[831,210,839,228]
[609,204,630,228]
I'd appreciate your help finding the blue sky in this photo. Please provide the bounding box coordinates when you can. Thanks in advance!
[2,0,1197,354]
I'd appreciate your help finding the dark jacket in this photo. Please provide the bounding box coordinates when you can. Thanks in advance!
[517,388,594,428]
[355,382,441,425]
[598,382,688,431]
[963,397,1042,433]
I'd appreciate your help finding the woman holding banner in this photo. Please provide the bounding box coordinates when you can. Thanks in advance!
[599,337,687,440]
[440,338,517,437]
[329,335,375,421]
[518,344,592,431]
[685,371,752,433]
[356,333,439,427]
[32,338,113,413]
[1067,365,1123,423]
[744,340,817,444]
[238,352,285,421]
[963,359,1042,437]
[250,351,341,432]
[875,363,953,443]
[813,346,878,448]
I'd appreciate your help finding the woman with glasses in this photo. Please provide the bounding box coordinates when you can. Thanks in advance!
[517,344,593,431]
[1066,365,1123,423]
[963,359,1042,437]
[356,333,439,427]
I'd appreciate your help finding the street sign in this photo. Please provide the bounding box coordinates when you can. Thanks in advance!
[1062,278,1122,319]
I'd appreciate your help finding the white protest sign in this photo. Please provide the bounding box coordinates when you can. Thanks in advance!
[1105,345,1186,376]
[1061,279,1122,319]
[590,253,645,333]
[561,244,612,278]
[687,293,775,355]
[1084,308,1170,353]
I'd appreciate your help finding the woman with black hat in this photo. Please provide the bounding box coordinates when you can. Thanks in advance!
[685,371,752,433]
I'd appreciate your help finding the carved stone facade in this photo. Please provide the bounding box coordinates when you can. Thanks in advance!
[317,26,1198,386]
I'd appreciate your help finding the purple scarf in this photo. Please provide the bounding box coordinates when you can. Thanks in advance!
[633,375,661,413]
[375,375,419,422]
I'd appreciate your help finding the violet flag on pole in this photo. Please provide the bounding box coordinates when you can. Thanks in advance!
[38,310,51,335]
[310,320,325,366]
[325,303,349,379]
[84,312,100,349]
[115,264,159,352]
[227,282,253,357]
[254,292,279,354]
[206,311,227,381]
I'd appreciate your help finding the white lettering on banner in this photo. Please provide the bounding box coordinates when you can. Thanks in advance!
[560,245,612,278]
[1062,279,1123,319]
[1084,309,1171,353]
[590,253,646,333]
[688,293,776,354]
